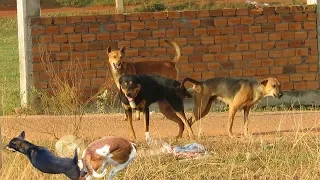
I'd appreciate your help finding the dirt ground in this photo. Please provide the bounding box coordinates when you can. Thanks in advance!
[1,111,320,142]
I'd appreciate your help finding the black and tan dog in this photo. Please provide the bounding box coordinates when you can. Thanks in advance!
[5,131,80,180]
[181,76,283,137]
[107,40,181,121]
[119,74,195,140]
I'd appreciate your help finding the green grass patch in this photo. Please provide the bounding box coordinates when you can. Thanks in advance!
[0,17,19,115]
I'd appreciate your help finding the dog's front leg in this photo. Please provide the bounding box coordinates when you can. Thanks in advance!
[125,108,136,139]
[144,107,151,142]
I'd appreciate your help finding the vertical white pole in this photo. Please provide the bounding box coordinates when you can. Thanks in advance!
[115,0,124,13]
[17,0,40,107]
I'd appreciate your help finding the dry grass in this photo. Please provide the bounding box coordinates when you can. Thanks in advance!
[1,111,320,179]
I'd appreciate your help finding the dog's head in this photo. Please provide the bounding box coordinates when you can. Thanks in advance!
[6,131,26,153]
[119,75,141,103]
[107,46,125,70]
[260,77,283,99]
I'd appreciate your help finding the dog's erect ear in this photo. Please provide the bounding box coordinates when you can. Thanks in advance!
[119,46,126,55]
[18,131,25,139]
[107,46,112,54]
[193,84,202,93]
[260,79,268,86]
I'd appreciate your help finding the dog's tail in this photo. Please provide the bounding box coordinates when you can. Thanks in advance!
[73,148,78,164]
[180,77,201,89]
[164,40,181,63]
[82,153,107,178]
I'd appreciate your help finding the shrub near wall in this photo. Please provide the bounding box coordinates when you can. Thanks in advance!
[31,6,319,100]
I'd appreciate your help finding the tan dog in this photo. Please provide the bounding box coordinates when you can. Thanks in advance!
[181,76,283,137]
[79,136,136,180]
[107,40,181,121]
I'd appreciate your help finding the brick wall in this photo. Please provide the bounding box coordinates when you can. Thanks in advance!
[31,6,319,100]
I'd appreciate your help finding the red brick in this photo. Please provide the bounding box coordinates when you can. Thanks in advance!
[310,47,318,55]
[39,17,52,25]
[262,58,274,66]
[189,72,202,79]
[223,9,236,16]
[96,15,111,22]
[294,31,307,39]
[262,24,275,32]
[310,64,318,72]
[282,32,294,40]
[256,67,269,75]
[249,26,261,33]
[68,34,81,43]
[139,12,154,20]
[276,41,288,49]
[139,49,152,57]
[288,56,301,64]
[250,9,263,16]
[56,53,69,61]
[282,82,293,90]
[180,29,193,36]
[182,11,196,18]
[197,10,210,18]
[220,27,234,35]
[194,28,207,36]
[249,42,261,50]
[234,25,248,34]
[153,12,167,20]
[82,34,96,42]
[131,40,145,48]
[75,25,88,33]
[276,75,290,82]
[269,32,282,41]
[296,64,309,73]
[215,35,228,44]
[256,51,268,58]
[61,44,74,51]
[193,63,207,71]
[83,70,97,77]
[39,35,52,43]
[269,50,282,57]
[227,35,240,43]
[152,30,165,38]
[229,52,242,60]
[104,24,115,31]
[241,16,253,24]
[91,60,105,68]
[116,22,130,30]
[97,33,110,41]
[131,22,144,30]
[222,44,235,52]
[275,23,288,31]
[60,26,73,34]
[268,15,281,23]
[82,16,96,22]
[236,43,248,51]
[263,42,275,49]
[294,14,307,21]
[296,48,308,56]
[84,51,97,60]
[53,35,67,43]
[188,20,200,28]
[228,17,240,26]
[230,69,243,76]
[304,39,316,47]
[306,55,318,63]
[201,36,215,44]
[54,17,66,24]
[210,9,223,16]
[220,61,234,69]
[236,8,249,16]
[243,52,255,59]
[263,7,276,15]
[173,38,187,46]
[32,27,45,35]
[189,55,202,62]
[167,11,181,19]
[202,54,214,61]
[207,27,220,35]
[70,52,84,60]
[158,20,172,28]
[202,71,215,79]
[202,19,215,27]
[75,43,89,51]
[179,64,193,72]
[110,32,123,40]
[255,16,267,24]
[289,40,302,48]
[242,34,255,42]
[307,13,316,21]
[255,33,268,41]
[248,59,261,67]
[123,32,137,40]
[145,21,158,29]
[243,68,256,76]
[208,62,220,70]
[214,18,227,27]
[282,15,294,22]
[125,49,138,57]
[172,21,185,28]
[89,42,102,50]
[276,7,290,14]
[294,82,306,90]
[46,26,59,34]
[304,22,316,30]
[215,53,228,61]
[67,16,81,23]
[234,61,247,69]
[306,81,319,89]
[208,45,221,53]
[166,29,179,37]
[289,23,302,31]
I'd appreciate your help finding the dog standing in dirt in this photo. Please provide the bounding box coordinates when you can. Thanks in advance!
[107,40,181,121]
[119,74,194,140]
[79,136,136,180]
[5,131,80,180]
[181,77,283,137]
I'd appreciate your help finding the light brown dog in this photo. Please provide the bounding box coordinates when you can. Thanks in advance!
[79,136,136,180]
[181,76,283,137]
[107,40,181,121]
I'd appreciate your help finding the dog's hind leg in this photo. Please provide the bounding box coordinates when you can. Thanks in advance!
[243,106,251,137]
[227,104,239,138]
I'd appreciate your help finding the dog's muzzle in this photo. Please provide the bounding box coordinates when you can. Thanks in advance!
[275,92,283,99]
[5,145,16,152]
[113,62,122,69]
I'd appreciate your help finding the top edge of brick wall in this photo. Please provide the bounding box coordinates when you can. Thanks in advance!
[31,5,317,25]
